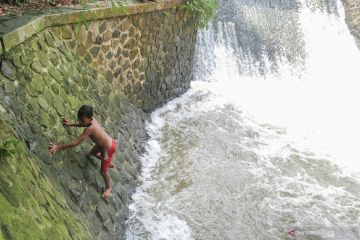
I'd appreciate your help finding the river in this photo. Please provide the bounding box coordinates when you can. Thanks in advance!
[125,0,360,239]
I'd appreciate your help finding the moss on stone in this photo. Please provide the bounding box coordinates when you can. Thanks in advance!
[0,114,91,240]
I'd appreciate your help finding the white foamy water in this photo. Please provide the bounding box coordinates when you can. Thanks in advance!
[125,0,360,239]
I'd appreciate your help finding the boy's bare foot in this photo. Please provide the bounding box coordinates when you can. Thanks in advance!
[102,188,111,199]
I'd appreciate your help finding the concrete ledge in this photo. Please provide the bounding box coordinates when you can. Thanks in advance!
[0,0,182,53]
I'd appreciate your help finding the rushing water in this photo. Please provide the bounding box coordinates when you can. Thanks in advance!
[125,0,360,239]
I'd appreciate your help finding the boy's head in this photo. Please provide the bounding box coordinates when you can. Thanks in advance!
[77,105,93,125]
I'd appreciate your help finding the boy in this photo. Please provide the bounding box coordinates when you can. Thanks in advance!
[48,105,116,199]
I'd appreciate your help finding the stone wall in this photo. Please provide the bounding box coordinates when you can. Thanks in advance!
[343,0,360,48]
[51,7,197,112]
[0,2,197,239]
[0,27,149,239]
[0,113,91,240]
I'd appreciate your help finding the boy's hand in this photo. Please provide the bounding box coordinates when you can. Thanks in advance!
[48,143,59,155]
[61,117,70,126]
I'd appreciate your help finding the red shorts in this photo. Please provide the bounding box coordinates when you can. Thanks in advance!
[100,138,116,171]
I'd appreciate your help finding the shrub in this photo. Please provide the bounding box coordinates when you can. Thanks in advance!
[183,0,218,29]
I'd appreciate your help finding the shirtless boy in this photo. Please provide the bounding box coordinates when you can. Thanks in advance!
[48,105,116,199]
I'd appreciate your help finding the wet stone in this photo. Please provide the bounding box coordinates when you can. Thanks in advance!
[48,66,63,83]
[37,38,48,51]
[30,73,44,93]
[106,52,112,60]
[103,30,112,42]
[50,52,60,66]
[124,83,131,93]
[12,55,23,68]
[31,61,43,74]
[120,34,127,44]
[134,82,142,93]
[44,32,55,47]
[40,112,50,128]
[112,30,121,38]
[39,55,50,68]
[105,71,113,82]
[61,26,73,39]
[44,90,55,106]
[123,60,131,71]
[132,59,140,69]
[16,90,27,104]
[54,100,65,115]
[130,49,139,61]
[4,81,16,93]
[84,53,93,64]
[95,36,103,45]
[68,39,77,49]
[1,61,17,81]
[90,46,100,58]
[99,22,107,34]
[38,97,49,110]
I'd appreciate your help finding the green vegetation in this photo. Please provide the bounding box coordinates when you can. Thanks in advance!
[76,13,91,32]
[183,0,218,29]
[0,139,20,162]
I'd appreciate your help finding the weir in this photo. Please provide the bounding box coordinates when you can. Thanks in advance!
[125,0,360,239]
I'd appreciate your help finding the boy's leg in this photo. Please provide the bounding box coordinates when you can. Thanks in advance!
[90,145,103,160]
[101,165,111,199]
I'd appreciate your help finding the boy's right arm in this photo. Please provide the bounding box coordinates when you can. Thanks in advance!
[62,117,85,127]
[48,127,91,155]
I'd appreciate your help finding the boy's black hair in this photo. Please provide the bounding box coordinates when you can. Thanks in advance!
[77,105,93,120]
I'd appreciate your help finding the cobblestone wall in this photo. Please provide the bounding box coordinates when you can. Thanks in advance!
[343,0,360,48]
[0,3,197,239]
[0,28,149,239]
[51,7,197,112]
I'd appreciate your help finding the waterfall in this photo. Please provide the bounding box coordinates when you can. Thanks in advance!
[125,0,360,239]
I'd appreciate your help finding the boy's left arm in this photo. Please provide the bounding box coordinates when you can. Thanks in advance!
[48,128,91,155]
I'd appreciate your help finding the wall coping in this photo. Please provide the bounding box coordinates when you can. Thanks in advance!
[0,0,183,54]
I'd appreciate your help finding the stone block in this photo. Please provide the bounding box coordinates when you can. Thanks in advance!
[120,33,128,44]
[39,55,51,68]
[48,66,63,83]
[89,46,100,58]
[31,61,43,74]
[129,49,139,61]
[38,97,49,111]
[44,32,55,47]
[61,26,73,39]
[94,36,103,45]
[1,61,17,81]
[40,112,51,128]
[29,73,45,94]
[103,30,112,42]
[4,81,16,93]
[99,21,107,34]
[12,54,23,68]
[112,30,121,38]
